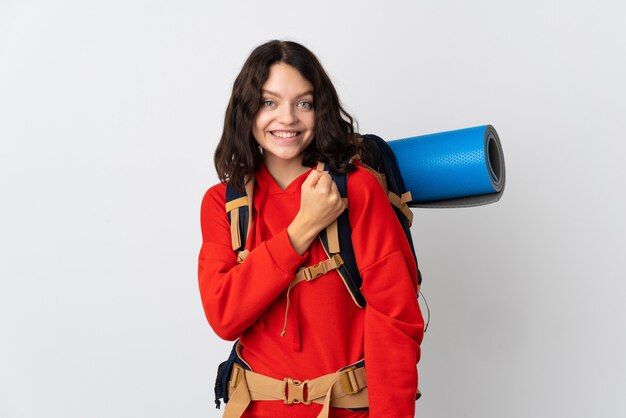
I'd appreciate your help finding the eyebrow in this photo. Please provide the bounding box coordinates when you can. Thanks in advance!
[261,89,314,98]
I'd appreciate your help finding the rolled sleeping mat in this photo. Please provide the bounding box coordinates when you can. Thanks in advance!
[388,125,505,208]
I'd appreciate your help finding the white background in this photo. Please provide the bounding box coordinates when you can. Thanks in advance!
[2,1,625,417]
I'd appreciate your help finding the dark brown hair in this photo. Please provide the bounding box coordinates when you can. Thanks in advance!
[214,40,358,190]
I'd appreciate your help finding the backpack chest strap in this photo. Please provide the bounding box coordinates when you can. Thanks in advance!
[295,254,344,283]
[280,254,344,337]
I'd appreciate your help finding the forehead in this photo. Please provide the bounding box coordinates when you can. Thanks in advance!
[262,63,313,97]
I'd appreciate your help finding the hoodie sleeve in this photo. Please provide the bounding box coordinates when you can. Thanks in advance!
[347,167,425,417]
[197,183,308,341]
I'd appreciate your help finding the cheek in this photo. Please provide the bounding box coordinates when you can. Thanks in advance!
[305,113,316,132]
[252,113,267,137]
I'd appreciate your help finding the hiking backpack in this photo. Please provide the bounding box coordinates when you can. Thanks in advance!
[224,134,425,310]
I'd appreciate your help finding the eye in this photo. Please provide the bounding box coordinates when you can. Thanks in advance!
[298,100,314,110]
[261,99,275,107]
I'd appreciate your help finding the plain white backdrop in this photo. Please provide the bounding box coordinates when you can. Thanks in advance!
[1,1,625,417]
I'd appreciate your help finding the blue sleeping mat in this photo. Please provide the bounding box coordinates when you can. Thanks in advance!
[388,125,505,208]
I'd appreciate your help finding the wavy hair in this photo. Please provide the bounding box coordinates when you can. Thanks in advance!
[214,40,358,191]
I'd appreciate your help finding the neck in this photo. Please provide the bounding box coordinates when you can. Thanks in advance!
[263,155,310,189]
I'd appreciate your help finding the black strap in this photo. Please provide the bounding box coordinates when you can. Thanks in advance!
[319,162,367,307]
[226,184,249,253]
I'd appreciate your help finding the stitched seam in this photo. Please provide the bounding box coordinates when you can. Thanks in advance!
[358,250,404,274]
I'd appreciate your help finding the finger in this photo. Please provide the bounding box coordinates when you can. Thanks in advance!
[316,173,332,191]
[303,169,322,188]
[317,171,329,180]
[329,180,339,196]
[329,182,345,209]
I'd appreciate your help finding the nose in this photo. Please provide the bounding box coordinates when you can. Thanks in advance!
[277,104,297,124]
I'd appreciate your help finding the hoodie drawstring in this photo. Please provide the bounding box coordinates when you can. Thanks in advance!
[279,255,345,348]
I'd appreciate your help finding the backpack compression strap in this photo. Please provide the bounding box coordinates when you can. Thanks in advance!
[352,135,414,227]
[388,190,414,226]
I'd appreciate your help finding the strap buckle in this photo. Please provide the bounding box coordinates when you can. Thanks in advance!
[304,254,345,281]
[339,366,360,395]
[299,254,345,282]
[229,364,244,389]
[305,262,325,281]
[333,254,344,267]
[284,377,311,405]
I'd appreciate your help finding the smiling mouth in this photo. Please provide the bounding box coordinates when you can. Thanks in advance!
[270,131,301,139]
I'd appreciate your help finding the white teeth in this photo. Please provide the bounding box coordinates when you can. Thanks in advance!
[272,131,299,138]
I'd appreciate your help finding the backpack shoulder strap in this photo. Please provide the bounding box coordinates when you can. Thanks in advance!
[225,178,254,263]
[319,132,423,307]
[318,162,367,308]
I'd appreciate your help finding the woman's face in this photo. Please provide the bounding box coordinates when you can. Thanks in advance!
[252,63,315,169]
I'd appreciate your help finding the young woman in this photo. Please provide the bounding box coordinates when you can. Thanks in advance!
[198,40,424,418]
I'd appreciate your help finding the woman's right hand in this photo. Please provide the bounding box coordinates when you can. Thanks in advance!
[287,169,345,255]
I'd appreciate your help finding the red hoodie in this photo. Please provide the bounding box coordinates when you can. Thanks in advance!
[198,163,424,417]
